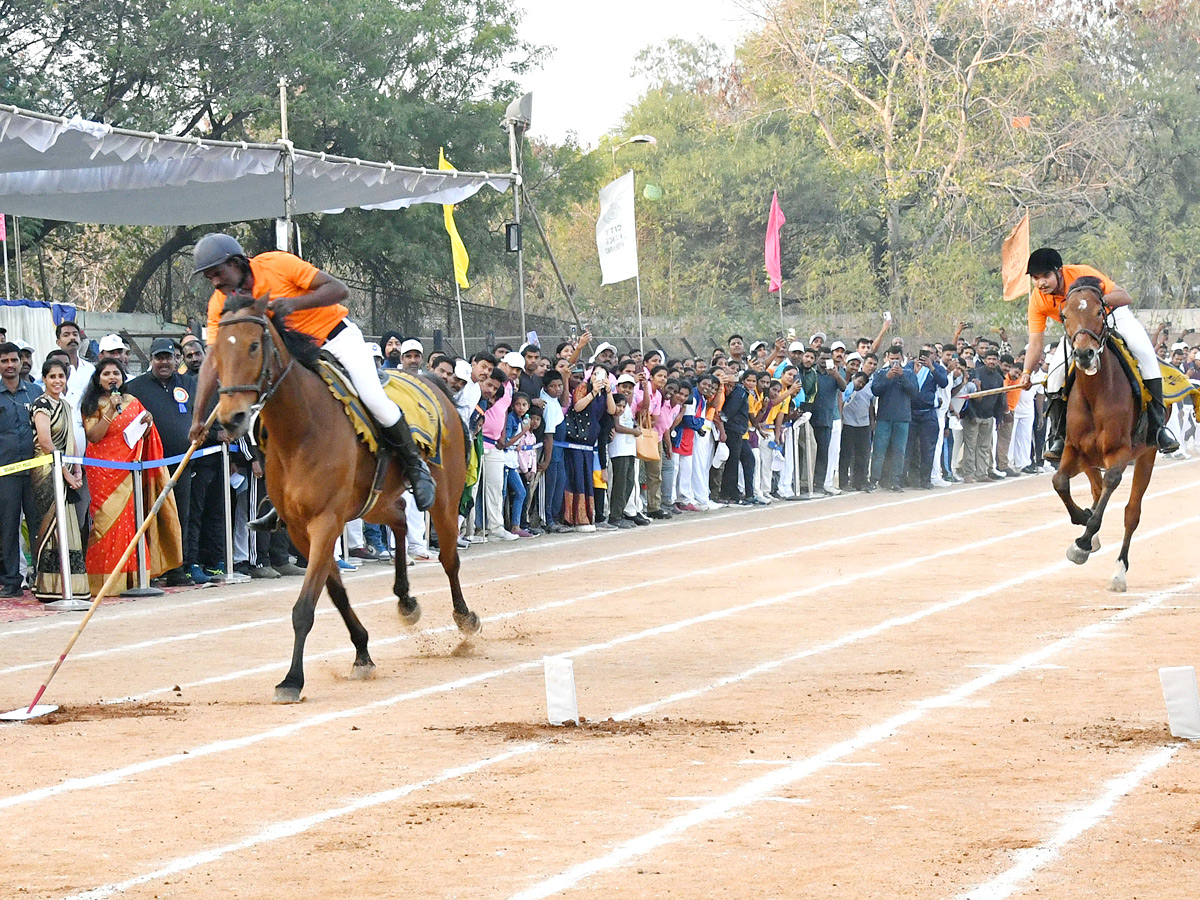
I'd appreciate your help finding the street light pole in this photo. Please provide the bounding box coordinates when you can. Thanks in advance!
[504,93,533,337]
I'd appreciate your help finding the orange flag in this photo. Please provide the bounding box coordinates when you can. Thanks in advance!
[1001,212,1030,302]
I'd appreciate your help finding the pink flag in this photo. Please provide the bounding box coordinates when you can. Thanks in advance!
[0,214,6,243]
[765,191,785,293]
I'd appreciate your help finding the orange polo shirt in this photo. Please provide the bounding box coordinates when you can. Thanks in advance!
[1027,264,1116,333]
[205,251,347,345]
[1005,372,1021,412]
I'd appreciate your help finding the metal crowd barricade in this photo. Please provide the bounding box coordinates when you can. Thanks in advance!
[58,444,234,596]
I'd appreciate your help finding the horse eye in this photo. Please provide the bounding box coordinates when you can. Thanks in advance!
[249,341,260,353]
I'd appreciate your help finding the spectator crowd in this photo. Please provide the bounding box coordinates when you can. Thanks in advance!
[2,314,1199,608]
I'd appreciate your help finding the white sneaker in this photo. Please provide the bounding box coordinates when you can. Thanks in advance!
[491,528,519,542]
[409,548,435,560]
[575,523,596,533]
[467,534,488,544]
[931,478,951,488]
[706,500,725,511]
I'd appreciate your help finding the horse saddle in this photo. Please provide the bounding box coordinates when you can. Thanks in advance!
[314,353,445,467]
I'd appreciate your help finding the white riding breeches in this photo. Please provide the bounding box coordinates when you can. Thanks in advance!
[1045,305,1159,395]
[322,320,402,427]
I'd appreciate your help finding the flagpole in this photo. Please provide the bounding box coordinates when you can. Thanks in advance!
[454,279,467,356]
[778,280,784,329]
[635,275,644,353]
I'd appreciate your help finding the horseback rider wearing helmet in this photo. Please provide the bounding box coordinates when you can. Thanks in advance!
[1017,247,1179,458]
[187,233,437,510]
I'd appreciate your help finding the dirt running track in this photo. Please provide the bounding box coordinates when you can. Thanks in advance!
[2,461,1199,899]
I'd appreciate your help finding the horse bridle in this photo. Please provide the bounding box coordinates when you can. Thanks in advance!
[215,314,294,416]
[1065,285,1110,359]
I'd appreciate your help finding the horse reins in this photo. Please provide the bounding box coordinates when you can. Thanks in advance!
[215,313,295,417]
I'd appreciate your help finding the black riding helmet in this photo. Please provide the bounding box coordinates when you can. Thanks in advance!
[1026,247,1063,276]
[192,233,248,275]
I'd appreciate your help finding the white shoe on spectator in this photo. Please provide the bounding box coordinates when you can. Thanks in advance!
[467,534,488,544]
[706,500,725,511]
[410,548,435,560]
[756,493,772,504]
[575,523,597,533]
[931,478,951,488]
[491,528,519,542]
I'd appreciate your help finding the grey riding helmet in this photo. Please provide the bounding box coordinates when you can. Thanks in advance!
[192,233,247,275]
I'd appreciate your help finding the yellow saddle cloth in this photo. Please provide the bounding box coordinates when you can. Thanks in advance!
[315,355,445,467]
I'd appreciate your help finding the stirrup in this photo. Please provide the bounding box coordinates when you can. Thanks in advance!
[1156,426,1180,454]
[249,506,282,532]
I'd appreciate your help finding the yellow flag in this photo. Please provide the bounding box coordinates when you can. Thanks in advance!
[439,148,470,289]
[1001,211,1030,302]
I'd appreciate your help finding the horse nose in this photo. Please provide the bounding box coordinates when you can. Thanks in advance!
[223,410,248,434]
[1077,348,1094,368]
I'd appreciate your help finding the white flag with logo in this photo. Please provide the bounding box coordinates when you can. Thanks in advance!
[596,171,638,285]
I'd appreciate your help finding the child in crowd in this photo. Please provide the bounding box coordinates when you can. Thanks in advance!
[608,377,643,528]
[498,391,533,537]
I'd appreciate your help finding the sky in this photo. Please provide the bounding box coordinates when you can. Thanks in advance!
[514,0,756,148]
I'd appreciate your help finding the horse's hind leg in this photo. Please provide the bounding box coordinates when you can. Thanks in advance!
[430,483,480,635]
[274,515,339,703]
[391,507,419,625]
[1067,461,1127,566]
[326,569,375,678]
[1110,450,1155,593]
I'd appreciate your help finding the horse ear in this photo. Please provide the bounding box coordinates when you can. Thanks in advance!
[254,293,270,315]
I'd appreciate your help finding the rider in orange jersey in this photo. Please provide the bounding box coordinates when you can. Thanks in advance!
[187,233,436,510]
[1016,247,1178,458]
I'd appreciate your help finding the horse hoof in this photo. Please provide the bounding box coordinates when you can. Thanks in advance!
[350,663,377,681]
[454,610,482,636]
[1109,562,1128,593]
[272,686,303,704]
[1091,534,1101,552]
[1066,543,1090,565]
[398,598,422,626]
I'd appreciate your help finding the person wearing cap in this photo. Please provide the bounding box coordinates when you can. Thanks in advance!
[808,332,826,353]
[12,340,41,393]
[399,339,424,374]
[126,337,204,586]
[1020,247,1178,456]
[367,342,385,368]
[97,334,130,369]
[191,232,437,509]
[772,340,806,379]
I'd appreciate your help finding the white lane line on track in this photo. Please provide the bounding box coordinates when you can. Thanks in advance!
[61,538,1200,900]
[66,486,1059,694]
[0,466,1048,642]
[505,577,1199,900]
[0,494,1083,811]
[63,742,541,900]
[956,745,1179,900]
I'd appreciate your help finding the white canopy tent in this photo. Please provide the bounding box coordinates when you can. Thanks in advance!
[0,104,513,225]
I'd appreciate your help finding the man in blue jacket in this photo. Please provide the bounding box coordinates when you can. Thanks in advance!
[868,344,919,493]
[903,347,948,489]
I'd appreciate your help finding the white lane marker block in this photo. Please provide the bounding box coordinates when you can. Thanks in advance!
[1158,666,1200,739]
[544,656,579,726]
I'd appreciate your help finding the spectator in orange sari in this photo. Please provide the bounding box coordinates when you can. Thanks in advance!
[79,359,183,594]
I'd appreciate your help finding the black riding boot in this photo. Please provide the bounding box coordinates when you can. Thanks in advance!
[1145,378,1180,454]
[249,502,282,532]
[380,416,437,510]
[1043,395,1067,461]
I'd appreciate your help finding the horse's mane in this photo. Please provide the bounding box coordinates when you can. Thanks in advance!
[220,293,321,369]
[1067,275,1105,296]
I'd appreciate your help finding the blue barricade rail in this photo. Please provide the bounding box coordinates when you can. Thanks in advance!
[61,444,225,471]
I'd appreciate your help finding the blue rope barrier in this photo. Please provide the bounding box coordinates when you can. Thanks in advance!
[61,444,225,471]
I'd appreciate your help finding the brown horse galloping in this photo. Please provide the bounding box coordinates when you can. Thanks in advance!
[211,295,480,702]
[1054,276,1156,593]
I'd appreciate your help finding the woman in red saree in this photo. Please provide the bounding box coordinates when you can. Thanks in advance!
[80,359,183,595]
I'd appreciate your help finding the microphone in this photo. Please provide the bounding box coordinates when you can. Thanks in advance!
[110,384,122,413]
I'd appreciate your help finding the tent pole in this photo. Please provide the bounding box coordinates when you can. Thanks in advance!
[454,280,467,356]
[279,77,295,254]
[13,215,22,299]
[507,121,526,336]
[2,217,10,301]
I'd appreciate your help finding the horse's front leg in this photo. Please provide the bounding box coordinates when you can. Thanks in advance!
[1066,462,1127,566]
[1051,448,1093,527]
[274,515,339,703]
